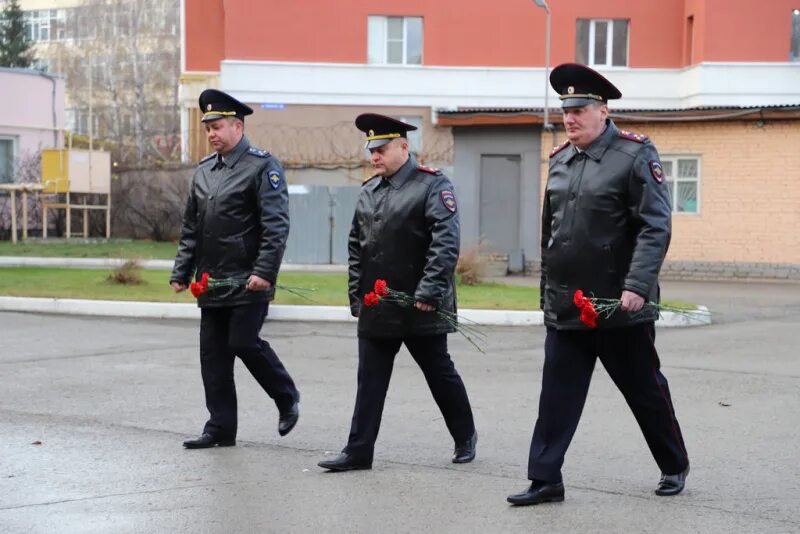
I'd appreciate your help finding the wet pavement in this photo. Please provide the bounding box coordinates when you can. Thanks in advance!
[1,280,799,533]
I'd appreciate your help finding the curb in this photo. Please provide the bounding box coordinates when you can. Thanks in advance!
[0,256,347,272]
[0,297,711,327]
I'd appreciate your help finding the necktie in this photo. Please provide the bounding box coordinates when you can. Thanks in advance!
[213,154,225,170]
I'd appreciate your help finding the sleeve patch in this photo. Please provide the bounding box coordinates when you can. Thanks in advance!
[440,190,457,213]
[649,160,665,183]
[268,170,282,189]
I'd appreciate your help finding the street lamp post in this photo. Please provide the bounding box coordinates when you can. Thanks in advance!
[533,0,552,130]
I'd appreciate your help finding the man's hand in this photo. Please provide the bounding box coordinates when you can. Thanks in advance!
[246,274,271,291]
[414,301,435,312]
[619,290,645,312]
[171,282,187,293]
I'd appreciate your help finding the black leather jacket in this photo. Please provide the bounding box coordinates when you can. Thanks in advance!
[541,120,672,329]
[170,136,290,307]
[349,156,460,337]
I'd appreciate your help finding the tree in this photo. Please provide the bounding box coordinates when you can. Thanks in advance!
[0,0,34,68]
[50,0,180,165]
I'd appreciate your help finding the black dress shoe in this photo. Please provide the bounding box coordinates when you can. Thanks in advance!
[317,453,372,472]
[507,481,565,505]
[452,431,478,464]
[278,402,299,436]
[655,464,689,496]
[182,433,235,449]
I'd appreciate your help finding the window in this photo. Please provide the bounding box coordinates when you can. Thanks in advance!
[661,156,700,214]
[395,116,423,154]
[368,16,423,65]
[24,9,66,42]
[576,19,628,67]
[0,137,16,184]
[792,9,800,62]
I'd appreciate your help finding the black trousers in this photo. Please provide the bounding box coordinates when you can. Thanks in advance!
[199,302,299,439]
[527,323,688,483]
[343,334,475,461]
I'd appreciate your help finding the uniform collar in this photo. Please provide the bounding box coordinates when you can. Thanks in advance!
[382,154,416,189]
[565,120,617,163]
[218,136,250,169]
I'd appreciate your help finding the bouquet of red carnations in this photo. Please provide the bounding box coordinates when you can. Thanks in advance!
[363,279,487,353]
[572,289,710,328]
[189,272,316,301]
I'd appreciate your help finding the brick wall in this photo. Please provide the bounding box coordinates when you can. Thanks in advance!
[539,119,800,268]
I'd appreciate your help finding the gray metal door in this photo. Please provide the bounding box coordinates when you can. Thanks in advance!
[284,186,332,264]
[479,155,521,255]
[283,185,360,264]
[331,186,360,264]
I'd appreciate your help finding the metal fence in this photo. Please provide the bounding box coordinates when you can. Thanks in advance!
[284,185,360,264]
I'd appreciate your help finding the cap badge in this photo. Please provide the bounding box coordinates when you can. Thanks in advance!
[567,86,575,94]
[368,129,374,137]
[206,104,212,111]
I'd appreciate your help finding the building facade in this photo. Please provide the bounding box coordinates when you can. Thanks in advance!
[181,0,800,275]
[19,0,181,164]
[0,67,65,183]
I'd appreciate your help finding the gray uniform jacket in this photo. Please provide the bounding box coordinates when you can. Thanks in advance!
[349,156,460,338]
[170,136,290,308]
[541,120,672,329]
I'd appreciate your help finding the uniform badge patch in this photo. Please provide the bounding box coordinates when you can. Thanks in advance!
[268,170,282,189]
[440,190,457,213]
[649,160,665,183]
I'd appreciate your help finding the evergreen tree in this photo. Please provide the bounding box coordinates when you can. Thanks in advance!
[0,0,34,68]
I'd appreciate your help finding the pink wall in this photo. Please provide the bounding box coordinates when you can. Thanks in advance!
[0,69,65,160]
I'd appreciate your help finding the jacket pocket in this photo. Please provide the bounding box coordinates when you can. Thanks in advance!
[545,283,575,319]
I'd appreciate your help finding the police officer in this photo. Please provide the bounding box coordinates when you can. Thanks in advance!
[171,89,300,448]
[317,114,477,471]
[507,64,690,505]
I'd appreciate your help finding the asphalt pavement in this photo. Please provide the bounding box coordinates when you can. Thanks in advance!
[1,280,799,533]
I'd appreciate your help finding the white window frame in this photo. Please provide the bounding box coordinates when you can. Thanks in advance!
[661,155,701,215]
[368,16,423,65]
[0,136,18,184]
[582,19,629,68]
[394,115,423,154]
[24,9,66,42]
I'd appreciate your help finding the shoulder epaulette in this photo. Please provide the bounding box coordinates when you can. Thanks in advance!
[417,164,442,175]
[248,147,271,158]
[549,141,570,158]
[199,152,216,164]
[618,130,649,144]
[362,174,380,186]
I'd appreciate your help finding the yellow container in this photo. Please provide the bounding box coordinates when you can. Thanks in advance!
[41,149,111,194]
[41,149,70,193]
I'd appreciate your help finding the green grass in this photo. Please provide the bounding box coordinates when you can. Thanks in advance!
[0,240,177,259]
[0,266,695,310]
[0,267,542,309]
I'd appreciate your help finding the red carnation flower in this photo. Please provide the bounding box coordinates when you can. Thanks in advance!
[363,292,380,307]
[374,279,389,297]
[190,282,206,298]
[579,303,599,328]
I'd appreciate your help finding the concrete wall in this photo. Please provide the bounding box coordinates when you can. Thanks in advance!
[188,103,453,185]
[453,126,541,258]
